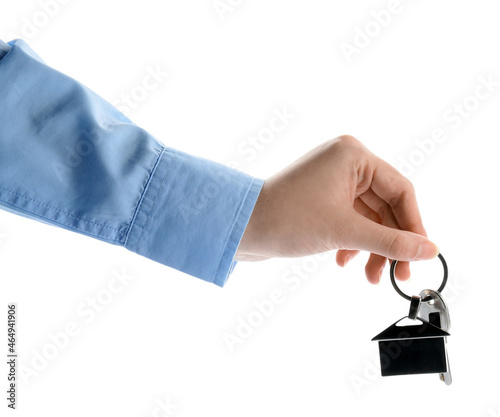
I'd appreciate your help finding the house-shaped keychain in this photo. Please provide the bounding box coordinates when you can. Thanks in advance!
[372,316,450,377]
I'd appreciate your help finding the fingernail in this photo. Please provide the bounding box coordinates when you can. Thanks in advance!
[415,241,440,260]
[343,255,353,267]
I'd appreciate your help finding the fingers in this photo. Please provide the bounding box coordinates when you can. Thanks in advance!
[366,155,438,278]
[365,252,387,284]
[336,249,360,267]
[346,210,439,262]
[337,248,388,284]
[340,198,391,284]
[332,195,367,272]
[358,188,411,281]
[369,156,428,237]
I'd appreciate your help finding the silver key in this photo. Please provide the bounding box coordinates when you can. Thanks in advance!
[418,289,452,385]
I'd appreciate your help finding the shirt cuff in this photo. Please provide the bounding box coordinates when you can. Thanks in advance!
[124,147,264,287]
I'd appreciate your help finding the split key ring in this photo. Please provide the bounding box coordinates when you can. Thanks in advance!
[389,253,448,301]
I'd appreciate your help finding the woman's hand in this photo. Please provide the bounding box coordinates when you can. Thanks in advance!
[236,135,439,284]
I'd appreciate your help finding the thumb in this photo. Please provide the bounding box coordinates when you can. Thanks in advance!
[346,212,439,261]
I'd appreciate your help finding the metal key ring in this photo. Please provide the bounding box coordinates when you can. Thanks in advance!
[390,253,448,301]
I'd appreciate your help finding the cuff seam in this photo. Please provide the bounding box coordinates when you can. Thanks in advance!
[211,177,262,286]
[123,146,167,248]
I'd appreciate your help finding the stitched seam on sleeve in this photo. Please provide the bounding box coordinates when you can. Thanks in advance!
[134,149,176,252]
[0,186,123,232]
[211,178,255,283]
[123,146,165,247]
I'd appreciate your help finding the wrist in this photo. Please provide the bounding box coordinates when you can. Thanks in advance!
[235,180,270,261]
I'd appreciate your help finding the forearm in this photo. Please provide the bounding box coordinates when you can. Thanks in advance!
[0,38,264,286]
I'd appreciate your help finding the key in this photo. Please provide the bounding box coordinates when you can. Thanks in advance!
[418,289,452,385]
[372,253,452,383]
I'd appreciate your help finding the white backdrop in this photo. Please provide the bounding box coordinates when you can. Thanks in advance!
[1,1,499,416]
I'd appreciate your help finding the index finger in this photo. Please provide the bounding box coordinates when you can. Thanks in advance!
[369,155,427,237]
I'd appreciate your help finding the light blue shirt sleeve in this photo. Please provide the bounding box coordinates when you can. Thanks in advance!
[0,39,264,287]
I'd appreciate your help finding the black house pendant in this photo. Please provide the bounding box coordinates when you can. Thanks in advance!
[372,317,450,377]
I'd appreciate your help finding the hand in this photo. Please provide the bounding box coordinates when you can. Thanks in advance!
[235,135,439,284]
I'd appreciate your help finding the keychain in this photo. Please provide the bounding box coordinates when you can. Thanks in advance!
[372,253,452,385]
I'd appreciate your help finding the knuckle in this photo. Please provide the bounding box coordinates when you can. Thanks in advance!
[376,203,390,221]
[387,193,403,208]
[403,177,416,195]
[325,135,364,162]
[335,134,359,147]
[387,179,414,207]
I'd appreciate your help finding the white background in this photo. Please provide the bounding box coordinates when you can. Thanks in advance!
[1,1,499,416]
